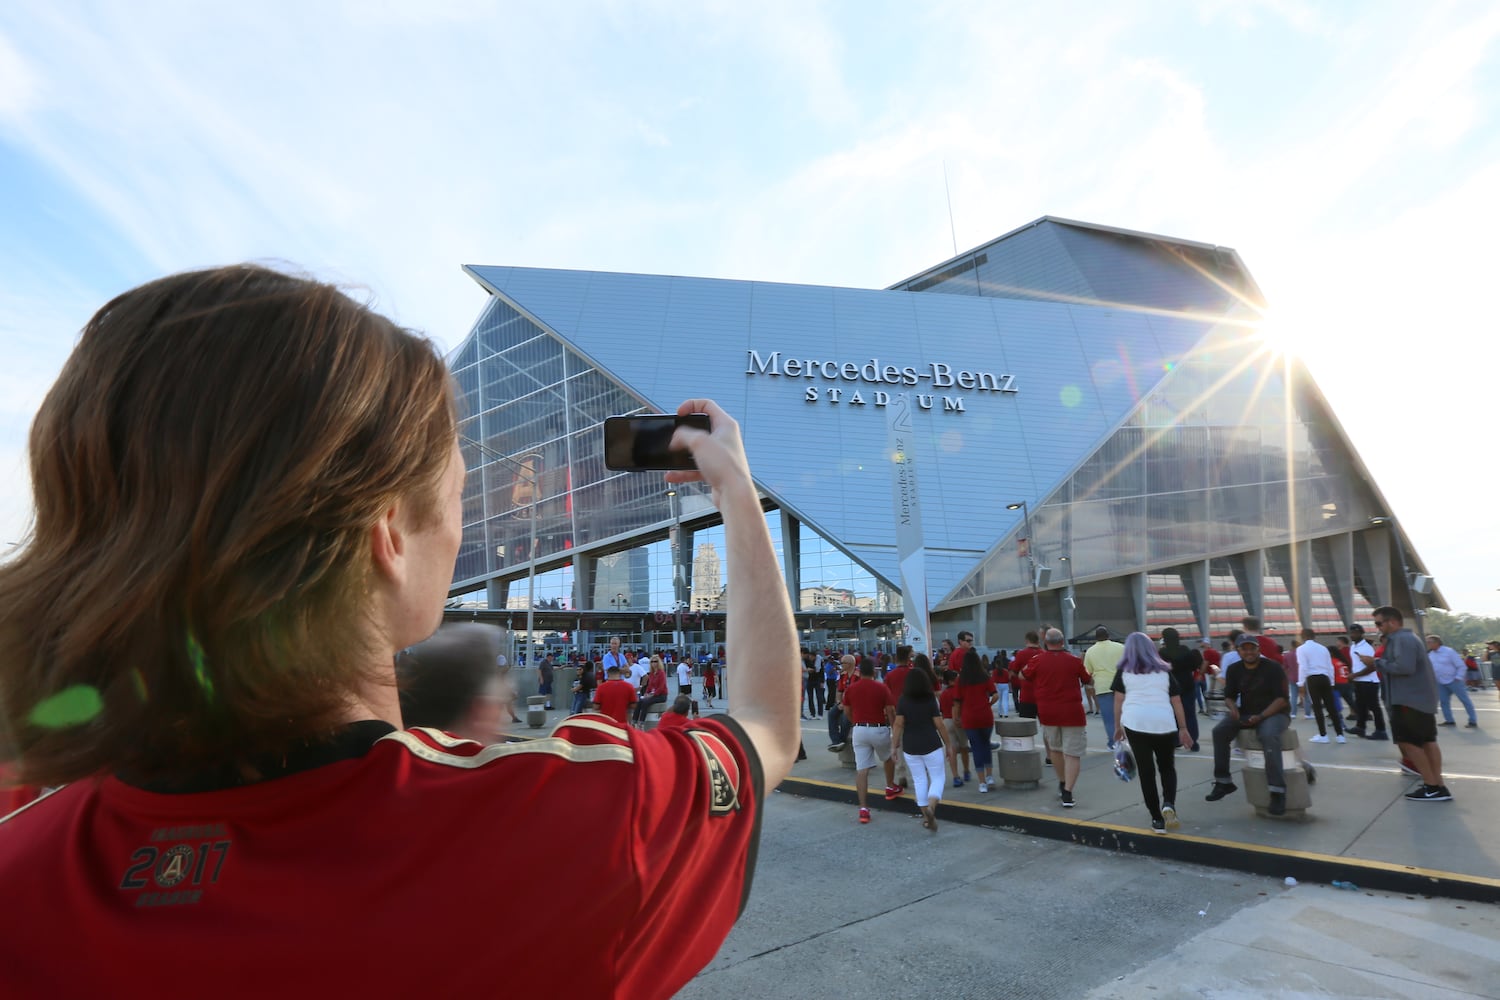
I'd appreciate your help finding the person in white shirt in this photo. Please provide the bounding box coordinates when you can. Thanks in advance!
[631,655,651,691]
[1428,634,1478,728]
[1347,624,1387,739]
[1297,629,1345,743]
[675,658,698,717]
[1110,632,1193,834]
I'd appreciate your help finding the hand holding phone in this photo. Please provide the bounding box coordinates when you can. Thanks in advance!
[604,414,712,471]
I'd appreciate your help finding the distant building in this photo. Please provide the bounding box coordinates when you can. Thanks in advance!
[691,541,723,612]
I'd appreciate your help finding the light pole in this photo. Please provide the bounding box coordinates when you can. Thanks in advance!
[1007,501,1043,633]
[1059,554,1075,639]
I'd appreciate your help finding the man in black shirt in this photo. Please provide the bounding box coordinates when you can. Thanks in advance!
[1205,634,1291,815]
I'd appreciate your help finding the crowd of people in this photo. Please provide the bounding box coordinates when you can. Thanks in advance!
[811,611,1480,832]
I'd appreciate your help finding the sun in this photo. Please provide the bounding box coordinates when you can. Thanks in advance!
[1252,309,1304,358]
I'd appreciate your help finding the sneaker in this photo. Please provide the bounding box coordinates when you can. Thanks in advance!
[1303,713,1314,719]
[980,781,993,793]
[884,785,904,801]
[964,772,973,782]
[1405,785,1453,802]
[1304,763,1317,785]
[1309,734,1330,744]
[1465,721,1478,729]
[1151,817,1166,833]
[1438,720,1456,727]
[1399,760,1421,778]
[1335,734,1347,744]
[1060,789,1075,808]
[953,775,964,788]
[858,807,871,823]
[1205,782,1237,802]
[1364,731,1388,741]
[1162,804,1180,830]
[827,742,846,753]
[1268,791,1286,816]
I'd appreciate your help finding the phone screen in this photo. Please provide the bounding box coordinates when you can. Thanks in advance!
[603,414,711,471]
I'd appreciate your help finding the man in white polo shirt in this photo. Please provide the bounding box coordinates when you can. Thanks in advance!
[1347,624,1387,739]
[1297,628,1344,744]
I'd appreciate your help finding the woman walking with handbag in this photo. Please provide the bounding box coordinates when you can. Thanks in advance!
[1111,632,1193,833]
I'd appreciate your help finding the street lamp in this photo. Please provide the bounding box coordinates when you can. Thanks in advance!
[1058,554,1076,638]
[1007,501,1043,633]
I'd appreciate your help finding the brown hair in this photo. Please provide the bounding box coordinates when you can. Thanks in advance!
[0,264,457,785]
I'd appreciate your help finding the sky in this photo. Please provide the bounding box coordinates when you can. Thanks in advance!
[2,1,1499,615]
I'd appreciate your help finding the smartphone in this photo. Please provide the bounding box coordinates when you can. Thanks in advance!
[604,413,711,471]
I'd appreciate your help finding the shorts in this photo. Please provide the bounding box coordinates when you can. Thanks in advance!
[1042,725,1087,758]
[852,725,893,770]
[1390,705,1438,746]
[944,719,963,753]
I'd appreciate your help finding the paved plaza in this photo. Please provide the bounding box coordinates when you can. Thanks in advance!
[676,790,1500,1000]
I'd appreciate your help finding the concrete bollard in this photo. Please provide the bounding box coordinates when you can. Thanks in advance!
[838,741,857,770]
[526,695,547,729]
[1236,727,1310,820]
[996,717,1043,789]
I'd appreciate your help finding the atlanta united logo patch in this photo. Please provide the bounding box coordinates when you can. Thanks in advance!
[688,730,742,816]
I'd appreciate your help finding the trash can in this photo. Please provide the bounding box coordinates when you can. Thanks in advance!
[1236,727,1310,820]
[996,717,1043,789]
[525,695,547,729]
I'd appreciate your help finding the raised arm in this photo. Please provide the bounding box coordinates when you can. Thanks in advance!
[668,399,800,788]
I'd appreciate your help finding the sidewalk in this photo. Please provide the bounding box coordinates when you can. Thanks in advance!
[783,701,1500,903]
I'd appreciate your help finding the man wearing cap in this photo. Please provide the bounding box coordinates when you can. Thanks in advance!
[1205,634,1292,815]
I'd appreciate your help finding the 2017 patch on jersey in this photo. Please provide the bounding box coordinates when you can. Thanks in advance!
[687,729,742,815]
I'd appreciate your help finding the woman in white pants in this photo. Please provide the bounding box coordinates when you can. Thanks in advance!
[892,667,955,831]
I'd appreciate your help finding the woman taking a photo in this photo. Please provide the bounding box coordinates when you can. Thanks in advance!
[953,648,999,792]
[891,667,954,831]
[1111,632,1193,833]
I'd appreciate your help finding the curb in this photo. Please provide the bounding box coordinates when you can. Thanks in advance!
[779,776,1500,905]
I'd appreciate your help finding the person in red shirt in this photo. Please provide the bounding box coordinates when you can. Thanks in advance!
[1010,631,1043,719]
[0,267,802,998]
[595,667,639,727]
[938,669,972,786]
[656,695,694,731]
[1241,616,1284,664]
[953,642,999,791]
[632,654,671,725]
[1023,628,1094,807]
[843,657,898,823]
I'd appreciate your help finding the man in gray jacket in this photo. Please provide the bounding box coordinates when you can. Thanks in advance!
[1361,606,1450,802]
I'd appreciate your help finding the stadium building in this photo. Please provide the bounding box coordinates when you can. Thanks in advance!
[444,216,1442,655]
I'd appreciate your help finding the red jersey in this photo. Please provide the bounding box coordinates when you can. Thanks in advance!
[954,680,997,730]
[884,664,912,700]
[1256,635,1283,664]
[843,677,893,725]
[1010,646,1042,702]
[0,717,761,998]
[595,677,639,726]
[1025,649,1091,728]
[1201,648,1221,672]
[656,711,691,731]
[938,685,959,721]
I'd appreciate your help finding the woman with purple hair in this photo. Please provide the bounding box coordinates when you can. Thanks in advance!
[1110,632,1193,833]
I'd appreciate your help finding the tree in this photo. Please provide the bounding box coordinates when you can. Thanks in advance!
[1423,609,1500,653]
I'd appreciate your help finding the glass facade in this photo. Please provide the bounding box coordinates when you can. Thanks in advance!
[955,325,1383,605]
[450,297,713,592]
[446,216,1436,650]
